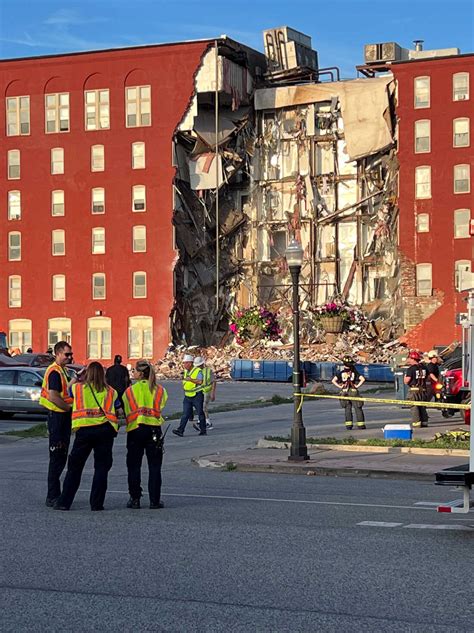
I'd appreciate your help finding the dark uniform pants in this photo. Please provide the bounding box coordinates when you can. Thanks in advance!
[177,392,206,433]
[408,388,429,425]
[47,411,72,501]
[340,389,365,427]
[59,423,116,510]
[127,425,163,504]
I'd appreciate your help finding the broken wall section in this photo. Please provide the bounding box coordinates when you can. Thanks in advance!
[171,41,266,346]
[236,76,401,339]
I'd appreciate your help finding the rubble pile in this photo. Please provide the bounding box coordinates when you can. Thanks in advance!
[154,334,407,381]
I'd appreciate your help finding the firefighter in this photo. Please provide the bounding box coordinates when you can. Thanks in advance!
[404,350,429,427]
[39,341,75,507]
[54,362,119,511]
[123,360,168,509]
[332,356,366,430]
[172,354,206,436]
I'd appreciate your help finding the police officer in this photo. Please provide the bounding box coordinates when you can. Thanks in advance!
[123,360,168,509]
[192,356,217,431]
[172,354,206,436]
[332,356,366,430]
[54,362,119,511]
[40,341,74,507]
[404,350,429,427]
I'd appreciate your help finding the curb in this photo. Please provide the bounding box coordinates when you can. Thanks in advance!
[191,456,437,482]
[257,438,470,457]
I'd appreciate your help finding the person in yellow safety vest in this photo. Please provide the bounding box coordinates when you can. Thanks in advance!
[40,340,75,507]
[54,362,119,511]
[172,353,207,437]
[122,359,168,509]
[191,356,217,431]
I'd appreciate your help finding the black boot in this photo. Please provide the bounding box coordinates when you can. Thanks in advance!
[126,497,140,509]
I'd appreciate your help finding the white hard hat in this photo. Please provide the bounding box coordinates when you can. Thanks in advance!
[193,356,204,367]
[428,350,438,358]
[183,354,194,362]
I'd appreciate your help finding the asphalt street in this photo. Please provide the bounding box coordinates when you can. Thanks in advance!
[1,387,472,632]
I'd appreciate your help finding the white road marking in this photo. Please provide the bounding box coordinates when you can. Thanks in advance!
[97,488,438,511]
[357,521,403,527]
[358,521,473,531]
[414,501,442,506]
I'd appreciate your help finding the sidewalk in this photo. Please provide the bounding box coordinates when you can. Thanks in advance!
[192,446,469,481]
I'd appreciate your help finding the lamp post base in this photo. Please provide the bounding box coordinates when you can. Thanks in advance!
[288,426,309,461]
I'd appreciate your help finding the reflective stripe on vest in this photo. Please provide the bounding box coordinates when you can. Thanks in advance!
[39,363,74,412]
[71,383,118,432]
[182,367,202,397]
[123,381,165,432]
[202,367,212,394]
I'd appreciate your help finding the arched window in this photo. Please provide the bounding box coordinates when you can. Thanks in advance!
[52,190,65,216]
[133,271,147,298]
[8,190,21,220]
[8,318,31,352]
[52,229,65,256]
[7,149,20,179]
[453,118,469,147]
[87,316,111,359]
[48,317,71,346]
[414,76,430,108]
[52,274,66,301]
[8,231,21,261]
[132,185,146,211]
[454,164,470,194]
[453,72,469,101]
[414,120,430,153]
[92,273,106,299]
[91,144,105,171]
[455,260,471,291]
[92,227,105,254]
[132,225,146,252]
[8,275,21,307]
[415,166,431,199]
[128,316,153,358]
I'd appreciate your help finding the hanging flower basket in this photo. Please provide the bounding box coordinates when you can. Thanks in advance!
[229,306,281,344]
[319,315,346,334]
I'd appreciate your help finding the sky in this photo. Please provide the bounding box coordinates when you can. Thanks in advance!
[0,0,473,78]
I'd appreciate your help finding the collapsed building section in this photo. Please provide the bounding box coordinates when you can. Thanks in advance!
[235,76,401,341]
[171,40,265,346]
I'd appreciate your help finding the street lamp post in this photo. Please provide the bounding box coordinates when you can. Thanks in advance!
[286,238,309,462]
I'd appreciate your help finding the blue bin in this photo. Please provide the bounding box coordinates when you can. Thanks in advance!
[383,424,412,440]
[230,359,292,382]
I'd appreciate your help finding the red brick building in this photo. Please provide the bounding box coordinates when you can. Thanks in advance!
[393,53,474,349]
[1,41,213,363]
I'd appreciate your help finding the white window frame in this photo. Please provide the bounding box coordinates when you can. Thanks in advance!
[51,190,65,216]
[126,85,151,128]
[8,190,21,220]
[133,271,147,298]
[8,319,31,352]
[92,187,105,214]
[52,274,66,301]
[416,263,432,297]
[6,96,30,136]
[454,164,470,194]
[84,89,110,131]
[8,231,21,261]
[415,165,431,199]
[132,185,146,212]
[132,142,145,169]
[128,316,153,359]
[416,213,430,233]
[45,92,70,133]
[132,225,147,253]
[454,209,471,238]
[91,144,105,172]
[92,273,106,300]
[453,118,470,148]
[87,316,111,359]
[414,120,430,153]
[48,317,71,346]
[51,147,64,175]
[7,149,20,180]
[52,229,65,256]
[455,260,472,291]
[92,227,106,254]
[8,275,21,308]
[453,72,469,101]
[414,76,430,109]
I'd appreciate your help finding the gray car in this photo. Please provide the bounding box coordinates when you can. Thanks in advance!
[0,367,47,418]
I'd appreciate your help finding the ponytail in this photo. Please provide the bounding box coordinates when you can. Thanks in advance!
[135,359,157,393]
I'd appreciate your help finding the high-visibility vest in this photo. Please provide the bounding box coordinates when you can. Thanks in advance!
[122,380,167,432]
[39,363,74,413]
[182,367,202,397]
[71,383,118,432]
[201,367,213,394]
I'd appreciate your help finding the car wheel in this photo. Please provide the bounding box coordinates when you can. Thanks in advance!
[0,411,15,419]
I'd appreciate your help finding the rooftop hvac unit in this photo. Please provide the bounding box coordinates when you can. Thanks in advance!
[264,26,317,72]
[364,42,402,64]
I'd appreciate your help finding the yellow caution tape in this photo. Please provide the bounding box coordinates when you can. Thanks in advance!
[294,392,471,414]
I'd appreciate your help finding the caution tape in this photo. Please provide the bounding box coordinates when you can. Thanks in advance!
[294,392,471,414]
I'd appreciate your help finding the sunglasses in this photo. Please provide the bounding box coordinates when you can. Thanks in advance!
[64,352,73,357]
